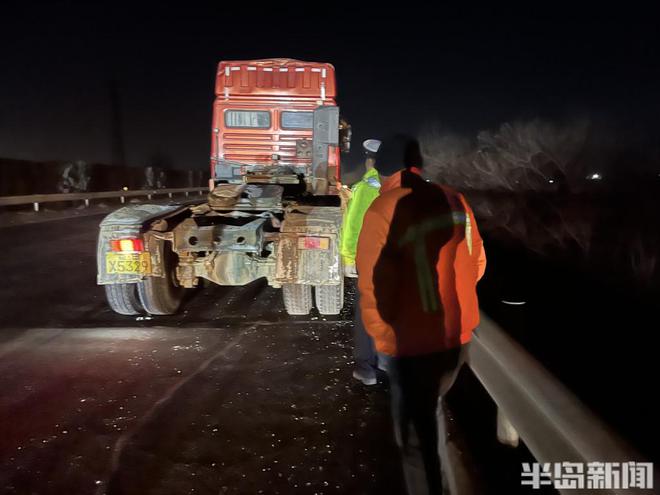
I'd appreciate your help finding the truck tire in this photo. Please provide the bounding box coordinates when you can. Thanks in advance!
[105,283,143,315]
[282,284,313,315]
[315,279,344,315]
[137,243,184,315]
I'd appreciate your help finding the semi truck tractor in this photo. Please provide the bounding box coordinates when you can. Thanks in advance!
[97,59,351,316]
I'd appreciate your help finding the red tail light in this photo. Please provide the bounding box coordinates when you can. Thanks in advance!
[328,145,340,181]
[298,236,329,250]
[110,238,144,252]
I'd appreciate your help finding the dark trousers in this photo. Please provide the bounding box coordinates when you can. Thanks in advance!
[378,348,463,495]
[353,287,377,372]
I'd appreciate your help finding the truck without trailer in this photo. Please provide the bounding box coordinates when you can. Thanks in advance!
[97,59,351,316]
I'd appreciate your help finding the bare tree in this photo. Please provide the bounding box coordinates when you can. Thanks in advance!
[419,118,590,192]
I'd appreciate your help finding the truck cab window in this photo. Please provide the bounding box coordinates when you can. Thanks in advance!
[281,111,313,129]
[225,110,271,128]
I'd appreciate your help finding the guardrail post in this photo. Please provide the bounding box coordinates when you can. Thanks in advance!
[147,194,152,200]
[33,202,39,212]
[120,196,125,204]
[198,190,203,195]
[185,191,189,197]
[168,193,172,198]
[84,199,90,208]
[496,408,520,447]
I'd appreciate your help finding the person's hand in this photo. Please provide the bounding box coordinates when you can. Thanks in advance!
[344,264,358,278]
[338,184,352,210]
[338,184,352,200]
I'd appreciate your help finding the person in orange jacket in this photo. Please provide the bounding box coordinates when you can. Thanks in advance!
[356,136,486,495]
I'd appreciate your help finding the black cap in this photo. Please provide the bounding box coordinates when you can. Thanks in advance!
[377,134,424,175]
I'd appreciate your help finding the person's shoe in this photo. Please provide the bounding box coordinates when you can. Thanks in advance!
[352,368,377,386]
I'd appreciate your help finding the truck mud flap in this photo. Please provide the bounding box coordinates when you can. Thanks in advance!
[275,205,342,285]
[275,233,341,285]
[97,204,186,285]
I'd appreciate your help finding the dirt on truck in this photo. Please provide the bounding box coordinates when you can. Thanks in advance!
[97,59,352,317]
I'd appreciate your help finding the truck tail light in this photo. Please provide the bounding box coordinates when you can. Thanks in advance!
[110,238,144,253]
[328,145,340,181]
[298,236,329,250]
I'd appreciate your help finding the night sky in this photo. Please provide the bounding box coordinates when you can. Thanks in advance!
[2,2,659,172]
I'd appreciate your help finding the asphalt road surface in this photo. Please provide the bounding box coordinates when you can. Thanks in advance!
[0,214,406,494]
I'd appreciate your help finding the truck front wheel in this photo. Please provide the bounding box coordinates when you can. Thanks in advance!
[282,284,313,315]
[315,279,344,316]
[105,283,143,315]
[138,244,184,315]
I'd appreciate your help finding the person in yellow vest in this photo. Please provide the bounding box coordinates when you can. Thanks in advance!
[340,139,382,385]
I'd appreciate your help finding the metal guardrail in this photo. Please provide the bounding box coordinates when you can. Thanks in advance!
[468,313,656,494]
[0,187,208,211]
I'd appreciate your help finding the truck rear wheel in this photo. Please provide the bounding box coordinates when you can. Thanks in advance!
[282,284,313,315]
[315,279,344,315]
[105,283,143,315]
[137,243,184,315]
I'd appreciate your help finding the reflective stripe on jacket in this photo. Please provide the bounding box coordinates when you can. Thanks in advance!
[356,170,486,357]
[339,168,381,266]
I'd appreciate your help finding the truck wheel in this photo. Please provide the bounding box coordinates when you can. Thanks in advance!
[282,284,313,315]
[105,283,143,315]
[315,279,345,316]
[138,244,184,315]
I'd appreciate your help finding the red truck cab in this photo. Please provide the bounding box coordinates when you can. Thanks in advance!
[210,59,346,193]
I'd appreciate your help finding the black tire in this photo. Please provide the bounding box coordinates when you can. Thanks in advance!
[137,243,184,315]
[315,278,345,315]
[282,283,313,315]
[105,283,143,315]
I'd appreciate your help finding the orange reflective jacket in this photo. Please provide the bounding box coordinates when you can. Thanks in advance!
[356,170,486,357]
[380,167,423,192]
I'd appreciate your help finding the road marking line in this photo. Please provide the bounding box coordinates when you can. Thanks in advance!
[0,328,64,361]
[99,329,248,493]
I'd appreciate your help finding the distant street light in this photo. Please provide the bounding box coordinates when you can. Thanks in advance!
[587,173,602,181]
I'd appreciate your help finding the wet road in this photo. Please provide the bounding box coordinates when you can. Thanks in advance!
[0,215,405,494]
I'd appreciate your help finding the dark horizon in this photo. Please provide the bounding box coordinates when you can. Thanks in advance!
[2,2,659,172]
